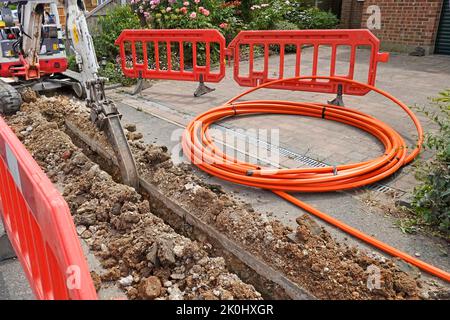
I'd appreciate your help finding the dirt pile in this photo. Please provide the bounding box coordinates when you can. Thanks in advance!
[132,142,448,300]
[6,95,261,300]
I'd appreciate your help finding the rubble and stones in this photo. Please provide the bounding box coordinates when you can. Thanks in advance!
[5,95,261,300]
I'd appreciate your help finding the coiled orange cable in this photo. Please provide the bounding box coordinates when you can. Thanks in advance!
[182,76,450,282]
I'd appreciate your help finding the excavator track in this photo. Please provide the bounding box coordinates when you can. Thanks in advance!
[0,80,22,115]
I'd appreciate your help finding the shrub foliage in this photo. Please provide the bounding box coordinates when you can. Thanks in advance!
[412,90,450,234]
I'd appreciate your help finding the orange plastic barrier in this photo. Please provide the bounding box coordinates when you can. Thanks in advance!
[115,29,226,83]
[0,117,97,299]
[116,29,389,96]
[227,29,390,95]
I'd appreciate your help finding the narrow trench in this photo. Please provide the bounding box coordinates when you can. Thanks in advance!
[62,121,312,300]
[65,127,123,183]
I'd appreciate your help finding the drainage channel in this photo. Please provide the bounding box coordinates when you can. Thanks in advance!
[65,119,315,300]
[120,93,406,197]
[212,123,406,197]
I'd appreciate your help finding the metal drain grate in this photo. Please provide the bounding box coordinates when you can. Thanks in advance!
[213,124,326,168]
[278,148,328,168]
[213,124,406,196]
[366,184,405,196]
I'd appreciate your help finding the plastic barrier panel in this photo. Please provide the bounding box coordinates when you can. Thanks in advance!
[115,29,226,83]
[0,117,97,300]
[227,29,389,95]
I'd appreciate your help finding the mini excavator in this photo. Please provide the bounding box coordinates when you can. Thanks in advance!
[0,0,139,188]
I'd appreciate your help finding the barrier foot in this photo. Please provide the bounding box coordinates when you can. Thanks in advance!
[328,84,345,106]
[131,77,153,96]
[0,233,16,262]
[194,75,215,97]
[131,78,144,96]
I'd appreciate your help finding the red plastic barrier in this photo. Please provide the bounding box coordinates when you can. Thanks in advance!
[0,117,97,300]
[227,29,389,95]
[115,29,226,83]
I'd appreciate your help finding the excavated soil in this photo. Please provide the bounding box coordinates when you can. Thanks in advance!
[5,93,261,300]
[5,93,449,300]
[133,152,447,300]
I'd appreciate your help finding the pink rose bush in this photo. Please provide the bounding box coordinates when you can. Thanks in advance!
[131,0,240,42]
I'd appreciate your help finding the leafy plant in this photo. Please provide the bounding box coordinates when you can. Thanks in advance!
[286,6,339,29]
[98,61,137,86]
[206,0,243,41]
[67,54,78,72]
[412,90,450,234]
[245,1,338,31]
[247,1,287,30]
[274,21,299,52]
[93,5,142,62]
[274,20,298,30]
[238,0,253,22]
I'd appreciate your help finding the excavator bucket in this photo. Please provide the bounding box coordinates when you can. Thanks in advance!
[104,113,140,189]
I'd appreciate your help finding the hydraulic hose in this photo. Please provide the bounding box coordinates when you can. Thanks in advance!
[182,76,450,282]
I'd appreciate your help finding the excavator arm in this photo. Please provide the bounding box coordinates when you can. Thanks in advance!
[1,0,138,189]
[64,0,139,189]
[4,0,139,188]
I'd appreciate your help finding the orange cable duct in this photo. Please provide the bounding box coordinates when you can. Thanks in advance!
[182,76,450,282]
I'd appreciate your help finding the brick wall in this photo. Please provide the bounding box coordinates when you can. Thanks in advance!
[340,0,364,28]
[360,0,444,54]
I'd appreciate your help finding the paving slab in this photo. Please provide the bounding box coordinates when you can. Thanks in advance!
[0,221,34,300]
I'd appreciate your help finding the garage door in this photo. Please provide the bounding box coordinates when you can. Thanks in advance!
[436,0,450,54]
